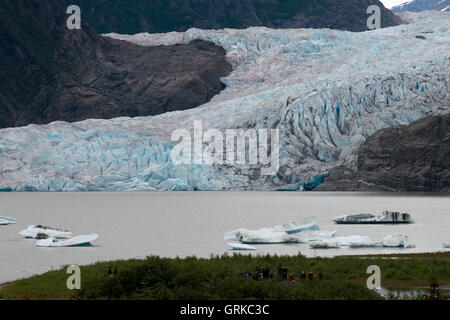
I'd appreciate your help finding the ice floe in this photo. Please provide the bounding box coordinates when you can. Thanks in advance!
[333,211,413,224]
[19,225,73,239]
[310,233,414,249]
[227,242,257,250]
[381,233,409,247]
[224,217,319,243]
[36,234,99,247]
[0,216,16,225]
[310,235,374,249]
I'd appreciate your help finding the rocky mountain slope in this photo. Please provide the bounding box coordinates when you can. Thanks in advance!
[57,0,401,34]
[0,0,231,129]
[316,113,450,191]
[392,0,450,13]
[0,11,448,191]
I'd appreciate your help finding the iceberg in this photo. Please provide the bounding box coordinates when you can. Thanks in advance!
[224,217,319,242]
[0,12,449,191]
[295,231,337,243]
[36,234,99,247]
[265,218,319,234]
[0,216,16,225]
[310,235,374,249]
[333,211,413,224]
[310,233,413,249]
[239,231,300,244]
[381,233,409,247]
[227,242,257,250]
[19,225,72,239]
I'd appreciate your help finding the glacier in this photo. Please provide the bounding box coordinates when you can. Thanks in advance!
[0,11,449,191]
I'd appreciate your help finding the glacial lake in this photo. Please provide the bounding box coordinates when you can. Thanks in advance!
[0,192,449,283]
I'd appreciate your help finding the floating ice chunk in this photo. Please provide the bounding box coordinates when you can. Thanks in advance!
[310,235,374,249]
[224,217,319,241]
[311,233,412,249]
[333,211,413,224]
[381,233,409,247]
[267,218,319,234]
[295,231,336,243]
[19,225,72,239]
[309,240,341,249]
[227,242,256,250]
[0,216,16,225]
[239,231,300,244]
[36,234,99,247]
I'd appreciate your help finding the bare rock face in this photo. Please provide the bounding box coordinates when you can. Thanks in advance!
[317,114,450,192]
[57,0,401,34]
[0,0,231,128]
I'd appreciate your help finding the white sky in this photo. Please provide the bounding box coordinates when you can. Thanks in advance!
[380,0,411,9]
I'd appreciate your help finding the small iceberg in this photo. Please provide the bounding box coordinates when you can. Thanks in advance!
[333,211,413,224]
[310,233,414,249]
[381,233,409,247]
[0,216,16,225]
[295,231,337,243]
[224,217,319,242]
[239,231,300,244]
[227,242,256,251]
[310,235,374,249]
[19,225,72,239]
[237,230,337,245]
[37,234,99,247]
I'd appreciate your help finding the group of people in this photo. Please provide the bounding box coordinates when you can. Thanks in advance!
[245,264,324,285]
[286,270,324,285]
[246,266,274,280]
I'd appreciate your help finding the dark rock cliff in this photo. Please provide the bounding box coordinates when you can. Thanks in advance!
[0,0,231,128]
[57,0,401,34]
[317,114,450,191]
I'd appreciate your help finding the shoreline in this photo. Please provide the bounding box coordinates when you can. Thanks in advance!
[1,251,450,300]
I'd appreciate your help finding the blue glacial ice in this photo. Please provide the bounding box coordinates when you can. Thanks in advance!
[0,11,449,191]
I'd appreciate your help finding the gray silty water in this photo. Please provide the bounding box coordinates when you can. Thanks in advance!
[0,192,449,283]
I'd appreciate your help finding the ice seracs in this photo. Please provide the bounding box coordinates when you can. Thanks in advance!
[19,225,72,239]
[0,216,16,225]
[36,234,99,247]
[0,11,449,191]
[333,211,413,224]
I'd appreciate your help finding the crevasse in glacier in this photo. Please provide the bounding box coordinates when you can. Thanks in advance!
[0,11,449,191]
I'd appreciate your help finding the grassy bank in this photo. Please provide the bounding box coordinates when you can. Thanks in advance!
[1,252,449,300]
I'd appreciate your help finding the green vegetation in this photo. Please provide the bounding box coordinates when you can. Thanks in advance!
[1,253,449,300]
